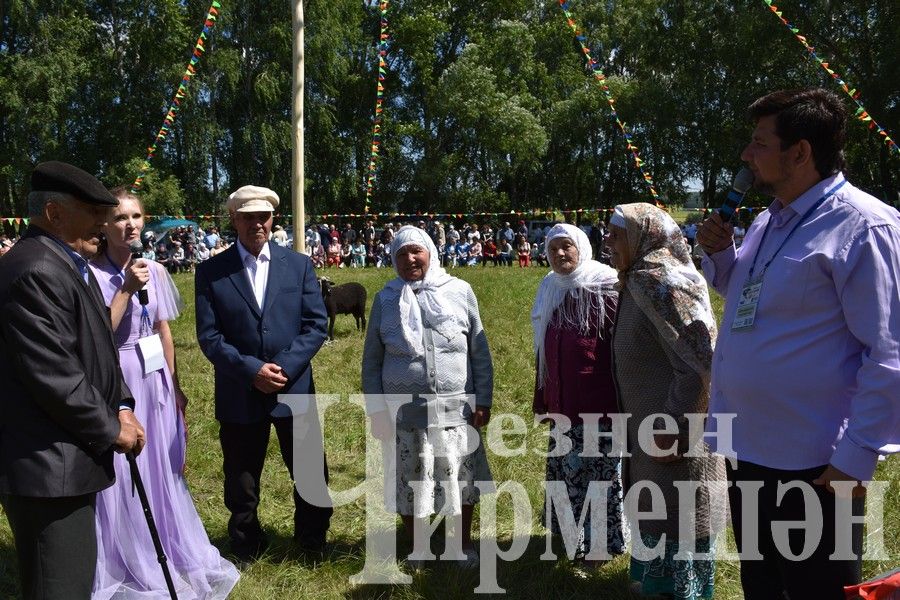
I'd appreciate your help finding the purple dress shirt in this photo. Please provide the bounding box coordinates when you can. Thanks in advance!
[702,172,900,481]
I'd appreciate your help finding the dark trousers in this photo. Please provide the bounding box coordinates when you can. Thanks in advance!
[1,493,97,600]
[219,416,333,555]
[727,460,863,600]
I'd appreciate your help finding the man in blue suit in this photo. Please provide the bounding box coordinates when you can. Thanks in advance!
[195,185,332,561]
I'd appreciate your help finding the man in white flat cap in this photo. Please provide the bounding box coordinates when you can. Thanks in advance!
[195,185,332,562]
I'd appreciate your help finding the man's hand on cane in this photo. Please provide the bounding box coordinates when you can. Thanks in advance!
[116,409,146,455]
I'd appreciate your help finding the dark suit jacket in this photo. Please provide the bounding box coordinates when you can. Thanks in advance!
[195,242,328,424]
[0,226,131,497]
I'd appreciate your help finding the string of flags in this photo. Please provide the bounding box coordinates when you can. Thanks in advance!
[278,206,758,220]
[27,206,752,224]
[2,207,770,233]
[761,0,897,156]
[557,0,662,203]
[131,1,222,192]
[364,1,390,211]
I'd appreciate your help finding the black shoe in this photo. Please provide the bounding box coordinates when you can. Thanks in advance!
[231,538,269,564]
[294,534,328,555]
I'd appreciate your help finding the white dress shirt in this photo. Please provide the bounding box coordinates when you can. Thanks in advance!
[236,240,271,309]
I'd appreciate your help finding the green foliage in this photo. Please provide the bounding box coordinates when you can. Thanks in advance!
[0,0,897,217]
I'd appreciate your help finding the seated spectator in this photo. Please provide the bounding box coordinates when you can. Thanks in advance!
[457,240,471,266]
[351,241,366,268]
[468,239,482,266]
[196,242,210,263]
[184,242,199,272]
[482,239,498,267]
[531,241,547,267]
[365,241,377,267]
[327,239,342,267]
[443,242,456,268]
[170,241,187,273]
[156,243,172,270]
[340,242,352,268]
[516,234,531,267]
[376,241,391,268]
[209,239,226,257]
[141,241,156,261]
[497,240,513,266]
[311,242,325,268]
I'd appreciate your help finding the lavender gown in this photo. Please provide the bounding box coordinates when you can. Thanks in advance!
[90,257,239,600]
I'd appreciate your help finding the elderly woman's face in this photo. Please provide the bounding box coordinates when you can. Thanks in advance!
[547,237,579,275]
[606,225,632,271]
[396,244,430,281]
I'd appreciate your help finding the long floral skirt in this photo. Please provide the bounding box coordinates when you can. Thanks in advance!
[388,424,493,518]
[544,422,628,560]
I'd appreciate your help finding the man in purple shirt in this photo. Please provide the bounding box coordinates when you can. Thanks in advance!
[697,88,900,599]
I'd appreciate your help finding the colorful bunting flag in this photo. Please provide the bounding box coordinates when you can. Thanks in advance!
[131,1,223,192]
[364,1,390,212]
[557,1,663,204]
[760,0,897,155]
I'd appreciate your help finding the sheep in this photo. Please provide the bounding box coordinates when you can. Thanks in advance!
[319,277,367,341]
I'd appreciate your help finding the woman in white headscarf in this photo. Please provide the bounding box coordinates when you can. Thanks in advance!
[531,223,628,572]
[362,225,494,569]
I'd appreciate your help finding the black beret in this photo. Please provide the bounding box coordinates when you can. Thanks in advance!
[30,161,118,207]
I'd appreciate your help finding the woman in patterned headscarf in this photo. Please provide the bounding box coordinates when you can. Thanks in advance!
[362,225,494,569]
[607,203,726,600]
[531,223,628,572]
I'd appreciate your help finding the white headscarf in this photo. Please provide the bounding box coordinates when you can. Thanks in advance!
[531,223,618,385]
[381,225,456,356]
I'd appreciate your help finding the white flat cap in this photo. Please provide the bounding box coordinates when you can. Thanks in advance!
[227,185,279,213]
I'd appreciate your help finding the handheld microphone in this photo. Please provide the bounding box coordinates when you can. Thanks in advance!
[718,167,754,220]
[128,239,149,306]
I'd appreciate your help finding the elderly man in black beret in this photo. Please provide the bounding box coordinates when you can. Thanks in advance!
[0,161,145,599]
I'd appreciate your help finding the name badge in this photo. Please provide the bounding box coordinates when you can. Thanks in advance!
[732,280,762,331]
[137,333,166,375]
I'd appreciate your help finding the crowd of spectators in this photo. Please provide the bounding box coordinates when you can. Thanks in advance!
[302,218,602,270]
[0,212,736,272]
[139,224,231,274]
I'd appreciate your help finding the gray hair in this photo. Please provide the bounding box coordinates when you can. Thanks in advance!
[26,191,77,218]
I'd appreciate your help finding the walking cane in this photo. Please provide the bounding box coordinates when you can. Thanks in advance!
[127,451,179,600]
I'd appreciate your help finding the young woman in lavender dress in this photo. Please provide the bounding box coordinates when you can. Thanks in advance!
[89,187,239,599]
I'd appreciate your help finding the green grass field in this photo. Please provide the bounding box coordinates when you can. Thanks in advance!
[1,265,897,599]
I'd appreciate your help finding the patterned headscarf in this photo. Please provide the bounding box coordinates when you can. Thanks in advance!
[613,203,717,376]
[531,223,619,385]
[380,225,456,356]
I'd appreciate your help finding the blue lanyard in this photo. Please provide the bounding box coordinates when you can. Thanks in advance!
[105,250,128,281]
[747,179,847,281]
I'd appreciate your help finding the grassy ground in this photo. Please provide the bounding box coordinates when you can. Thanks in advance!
[1,265,897,599]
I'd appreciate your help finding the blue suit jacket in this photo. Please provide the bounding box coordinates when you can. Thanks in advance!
[195,243,328,424]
